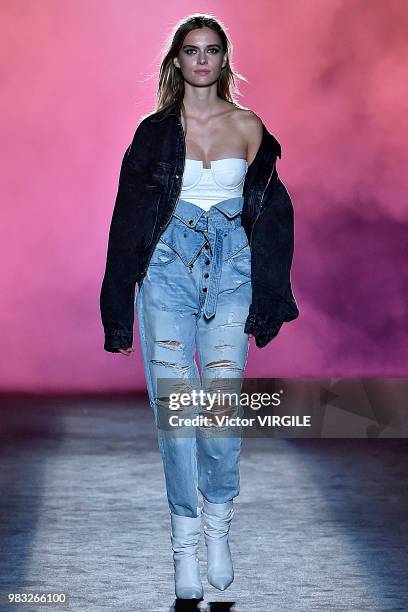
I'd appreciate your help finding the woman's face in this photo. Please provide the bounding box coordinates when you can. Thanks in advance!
[173,27,227,87]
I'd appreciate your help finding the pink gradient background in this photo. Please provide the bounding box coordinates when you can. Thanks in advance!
[1,0,407,392]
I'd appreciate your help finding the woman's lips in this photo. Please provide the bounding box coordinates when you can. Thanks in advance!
[194,70,210,74]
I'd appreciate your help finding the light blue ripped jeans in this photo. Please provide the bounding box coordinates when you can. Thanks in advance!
[136,196,252,517]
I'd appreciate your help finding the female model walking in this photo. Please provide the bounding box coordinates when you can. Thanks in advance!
[100,13,299,601]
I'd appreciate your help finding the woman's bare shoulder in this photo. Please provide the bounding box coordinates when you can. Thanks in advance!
[232,107,264,163]
[234,105,262,123]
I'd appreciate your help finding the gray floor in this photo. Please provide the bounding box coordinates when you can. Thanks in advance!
[0,394,407,612]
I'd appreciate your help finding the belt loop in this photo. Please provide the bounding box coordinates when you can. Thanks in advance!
[201,211,209,232]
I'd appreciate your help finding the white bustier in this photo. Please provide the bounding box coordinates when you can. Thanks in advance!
[179,158,248,210]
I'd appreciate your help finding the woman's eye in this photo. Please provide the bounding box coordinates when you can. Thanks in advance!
[184,48,219,55]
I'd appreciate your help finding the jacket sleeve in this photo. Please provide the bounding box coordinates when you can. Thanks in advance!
[244,171,300,348]
[99,120,148,353]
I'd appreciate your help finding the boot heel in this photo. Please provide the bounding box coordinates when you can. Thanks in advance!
[170,512,204,599]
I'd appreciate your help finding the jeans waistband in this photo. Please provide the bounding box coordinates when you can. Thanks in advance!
[173,197,244,230]
[160,197,246,319]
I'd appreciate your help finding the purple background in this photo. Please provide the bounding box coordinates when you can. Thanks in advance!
[1,0,407,391]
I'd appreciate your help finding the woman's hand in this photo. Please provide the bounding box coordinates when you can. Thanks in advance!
[118,347,134,356]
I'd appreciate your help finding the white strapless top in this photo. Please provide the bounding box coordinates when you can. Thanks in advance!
[179,158,248,211]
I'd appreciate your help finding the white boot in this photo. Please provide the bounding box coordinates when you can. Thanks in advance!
[170,511,204,600]
[202,498,234,590]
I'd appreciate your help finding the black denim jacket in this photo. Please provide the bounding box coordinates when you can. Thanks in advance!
[100,101,299,351]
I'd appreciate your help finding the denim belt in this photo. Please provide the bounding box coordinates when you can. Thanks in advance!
[160,196,246,319]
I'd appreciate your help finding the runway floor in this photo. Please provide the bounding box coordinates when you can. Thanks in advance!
[0,394,407,612]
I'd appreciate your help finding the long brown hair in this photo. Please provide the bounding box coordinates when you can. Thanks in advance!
[156,13,248,113]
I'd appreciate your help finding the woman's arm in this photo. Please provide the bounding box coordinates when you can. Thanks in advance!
[244,173,299,347]
[99,119,149,353]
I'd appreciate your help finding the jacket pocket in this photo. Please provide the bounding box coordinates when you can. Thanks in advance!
[133,162,172,252]
[144,161,171,192]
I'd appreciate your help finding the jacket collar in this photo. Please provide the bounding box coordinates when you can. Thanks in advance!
[149,100,282,162]
[150,100,180,123]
